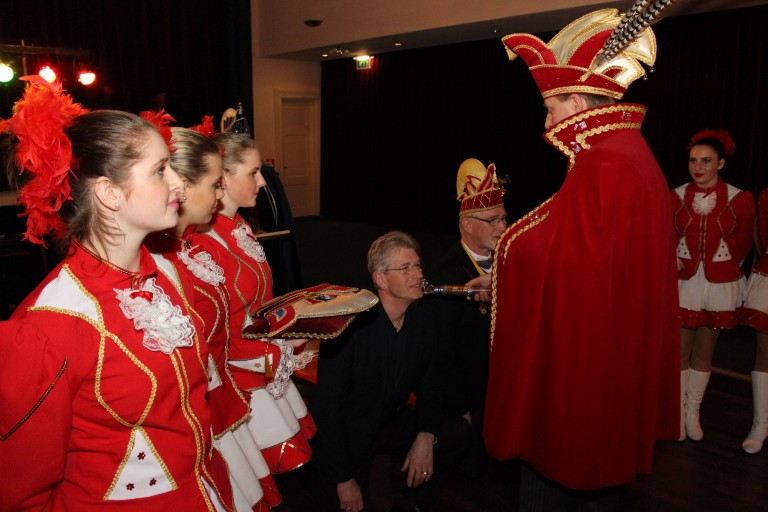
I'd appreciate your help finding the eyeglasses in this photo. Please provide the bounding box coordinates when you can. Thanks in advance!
[385,262,423,275]
[467,214,509,227]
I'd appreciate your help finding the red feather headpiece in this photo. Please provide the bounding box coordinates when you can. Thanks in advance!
[138,109,176,153]
[689,129,736,156]
[0,77,88,245]
[189,115,216,137]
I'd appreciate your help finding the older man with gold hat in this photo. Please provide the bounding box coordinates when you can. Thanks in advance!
[425,158,507,478]
[468,5,680,510]
[454,158,508,274]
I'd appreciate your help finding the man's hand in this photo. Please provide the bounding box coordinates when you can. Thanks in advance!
[466,274,492,302]
[337,479,364,512]
[401,432,435,487]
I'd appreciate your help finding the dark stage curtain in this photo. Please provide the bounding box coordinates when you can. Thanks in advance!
[320,5,768,235]
[0,0,253,129]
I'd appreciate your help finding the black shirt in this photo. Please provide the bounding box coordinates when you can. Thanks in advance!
[310,300,444,484]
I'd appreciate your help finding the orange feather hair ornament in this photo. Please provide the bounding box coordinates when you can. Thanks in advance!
[138,109,176,153]
[189,115,216,137]
[0,77,88,245]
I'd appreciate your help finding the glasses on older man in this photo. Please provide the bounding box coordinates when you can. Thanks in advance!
[467,214,509,227]
[385,262,423,275]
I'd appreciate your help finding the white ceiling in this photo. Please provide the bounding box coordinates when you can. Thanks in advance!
[255,0,768,61]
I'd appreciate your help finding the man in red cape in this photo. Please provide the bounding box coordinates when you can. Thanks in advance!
[472,8,680,510]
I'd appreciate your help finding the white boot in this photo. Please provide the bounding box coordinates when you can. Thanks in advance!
[679,369,689,442]
[686,369,711,441]
[743,371,768,454]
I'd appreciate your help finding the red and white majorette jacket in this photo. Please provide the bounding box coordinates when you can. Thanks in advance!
[1,243,233,511]
[672,178,754,283]
[205,213,315,473]
[751,189,768,276]
[740,189,768,332]
[146,228,250,440]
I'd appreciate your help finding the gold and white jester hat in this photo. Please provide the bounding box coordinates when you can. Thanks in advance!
[501,1,677,100]
[456,158,504,217]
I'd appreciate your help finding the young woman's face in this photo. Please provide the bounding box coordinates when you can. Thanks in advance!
[180,153,224,226]
[688,144,724,189]
[222,148,266,209]
[118,130,184,235]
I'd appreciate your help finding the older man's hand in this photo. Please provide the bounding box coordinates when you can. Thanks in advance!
[401,432,435,487]
[337,479,364,512]
[466,274,492,302]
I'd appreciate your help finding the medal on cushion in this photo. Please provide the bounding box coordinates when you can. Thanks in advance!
[115,277,195,354]
[232,223,267,262]
[177,245,226,285]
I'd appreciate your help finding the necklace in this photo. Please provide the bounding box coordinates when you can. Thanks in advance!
[74,239,144,289]
[161,231,192,251]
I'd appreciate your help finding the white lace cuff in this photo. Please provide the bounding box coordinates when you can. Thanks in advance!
[266,339,315,399]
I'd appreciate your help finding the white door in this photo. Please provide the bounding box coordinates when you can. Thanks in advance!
[276,92,320,217]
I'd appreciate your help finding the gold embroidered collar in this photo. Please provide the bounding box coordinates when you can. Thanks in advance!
[544,103,647,170]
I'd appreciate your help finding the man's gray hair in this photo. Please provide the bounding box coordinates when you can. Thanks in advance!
[367,231,420,279]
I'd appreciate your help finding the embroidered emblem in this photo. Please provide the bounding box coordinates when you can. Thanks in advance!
[115,278,194,355]
[177,246,225,285]
[149,478,157,486]
[138,452,146,460]
[692,191,717,215]
[232,223,267,262]
[126,483,135,491]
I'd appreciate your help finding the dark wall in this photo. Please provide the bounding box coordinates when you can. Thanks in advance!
[0,0,253,128]
[320,5,768,234]
[0,0,254,318]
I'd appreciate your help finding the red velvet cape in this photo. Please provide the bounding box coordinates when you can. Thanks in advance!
[485,104,680,490]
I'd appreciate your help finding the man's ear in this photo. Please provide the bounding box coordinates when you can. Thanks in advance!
[569,93,588,114]
[373,271,387,291]
[460,216,473,234]
[93,177,121,211]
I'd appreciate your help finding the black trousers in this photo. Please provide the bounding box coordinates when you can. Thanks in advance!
[309,409,472,512]
[519,463,629,512]
[367,410,472,511]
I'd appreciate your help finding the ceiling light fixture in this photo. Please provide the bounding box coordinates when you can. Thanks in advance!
[327,47,349,57]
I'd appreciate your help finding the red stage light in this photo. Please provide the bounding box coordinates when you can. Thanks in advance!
[38,65,56,83]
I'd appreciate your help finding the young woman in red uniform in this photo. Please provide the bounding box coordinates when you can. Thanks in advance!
[200,133,315,476]
[740,188,768,453]
[146,124,283,509]
[0,80,234,510]
[673,130,754,441]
